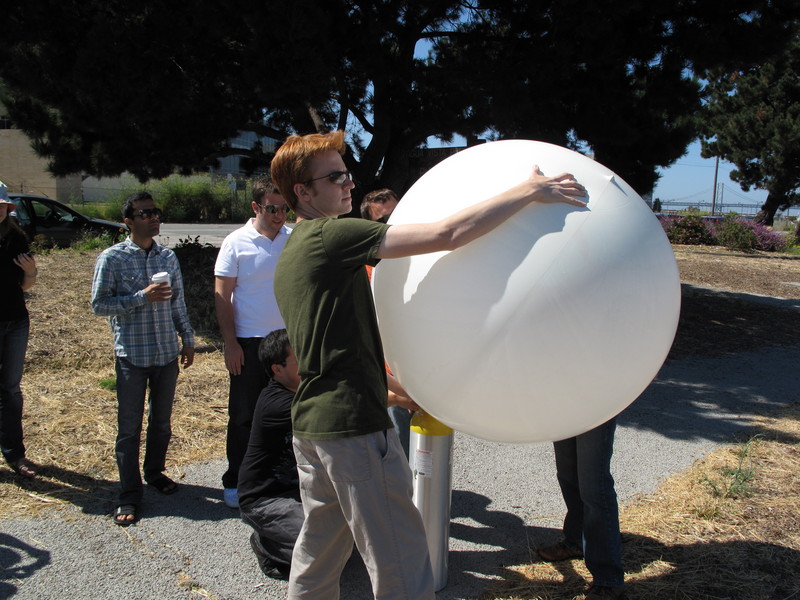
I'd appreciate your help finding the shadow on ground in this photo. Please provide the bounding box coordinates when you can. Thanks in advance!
[485,532,800,600]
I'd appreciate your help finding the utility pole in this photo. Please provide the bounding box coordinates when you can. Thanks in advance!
[711,156,719,215]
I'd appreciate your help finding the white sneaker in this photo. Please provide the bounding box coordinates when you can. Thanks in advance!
[223,487,239,508]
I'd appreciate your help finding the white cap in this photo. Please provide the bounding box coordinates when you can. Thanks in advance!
[0,181,16,210]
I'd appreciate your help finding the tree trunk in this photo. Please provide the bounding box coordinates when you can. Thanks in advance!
[754,192,783,226]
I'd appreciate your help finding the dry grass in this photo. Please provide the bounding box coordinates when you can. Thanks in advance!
[488,406,800,600]
[0,248,228,518]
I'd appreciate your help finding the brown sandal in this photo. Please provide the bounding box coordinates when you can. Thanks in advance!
[9,458,38,478]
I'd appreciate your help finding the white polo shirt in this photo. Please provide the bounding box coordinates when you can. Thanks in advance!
[214,219,291,338]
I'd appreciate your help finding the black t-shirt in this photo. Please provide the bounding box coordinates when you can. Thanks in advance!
[0,228,30,321]
[237,379,299,507]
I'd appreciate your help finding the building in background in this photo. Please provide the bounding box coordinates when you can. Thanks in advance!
[1,101,278,204]
[0,101,81,200]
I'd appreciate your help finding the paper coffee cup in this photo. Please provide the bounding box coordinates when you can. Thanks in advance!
[151,272,172,299]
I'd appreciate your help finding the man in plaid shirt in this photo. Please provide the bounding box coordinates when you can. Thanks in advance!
[91,191,194,526]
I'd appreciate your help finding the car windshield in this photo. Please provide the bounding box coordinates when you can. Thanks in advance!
[32,199,77,223]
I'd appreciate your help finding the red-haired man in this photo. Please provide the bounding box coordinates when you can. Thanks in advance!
[271,130,586,600]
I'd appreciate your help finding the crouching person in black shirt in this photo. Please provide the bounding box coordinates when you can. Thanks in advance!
[238,328,303,580]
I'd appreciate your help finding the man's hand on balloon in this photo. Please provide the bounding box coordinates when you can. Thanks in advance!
[528,165,588,207]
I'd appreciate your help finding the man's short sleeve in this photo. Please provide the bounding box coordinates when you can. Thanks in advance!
[319,218,389,268]
[214,237,238,278]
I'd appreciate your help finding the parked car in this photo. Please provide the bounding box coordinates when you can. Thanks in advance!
[9,193,127,247]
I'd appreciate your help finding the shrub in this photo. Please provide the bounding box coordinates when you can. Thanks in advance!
[750,221,790,252]
[714,216,789,253]
[173,236,220,339]
[70,229,118,251]
[149,176,227,223]
[29,233,56,254]
[107,175,255,223]
[659,214,716,246]
[72,201,124,221]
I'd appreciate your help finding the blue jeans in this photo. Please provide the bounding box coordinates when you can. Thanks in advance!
[553,418,623,587]
[0,317,30,465]
[388,405,412,459]
[222,337,268,489]
[115,357,179,505]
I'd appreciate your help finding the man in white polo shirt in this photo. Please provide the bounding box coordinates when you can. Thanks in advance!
[214,177,291,508]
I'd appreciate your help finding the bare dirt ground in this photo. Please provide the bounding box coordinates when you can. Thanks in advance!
[672,244,800,299]
[668,245,800,360]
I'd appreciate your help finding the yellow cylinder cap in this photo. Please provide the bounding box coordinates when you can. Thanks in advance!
[410,411,454,436]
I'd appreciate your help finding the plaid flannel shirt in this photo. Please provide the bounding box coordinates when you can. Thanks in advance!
[91,238,194,367]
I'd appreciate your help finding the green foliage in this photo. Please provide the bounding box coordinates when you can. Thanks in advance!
[715,215,791,252]
[98,376,116,391]
[71,201,123,221]
[101,176,254,223]
[69,229,117,251]
[2,2,797,199]
[701,27,800,224]
[714,216,760,252]
[660,213,791,252]
[661,214,716,246]
[144,176,232,223]
[703,436,761,501]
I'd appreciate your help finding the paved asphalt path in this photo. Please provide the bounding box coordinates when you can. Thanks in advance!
[155,223,242,248]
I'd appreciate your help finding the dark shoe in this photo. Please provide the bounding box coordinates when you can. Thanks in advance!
[249,533,289,580]
[586,584,626,599]
[147,474,179,495]
[9,458,38,478]
[538,540,584,562]
[113,504,139,527]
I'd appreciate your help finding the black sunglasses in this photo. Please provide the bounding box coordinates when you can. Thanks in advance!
[259,203,289,214]
[133,208,163,220]
[304,170,353,185]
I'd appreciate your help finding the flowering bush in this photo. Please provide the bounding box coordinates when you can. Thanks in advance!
[712,217,758,252]
[659,214,716,246]
[658,214,790,252]
[714,216,790,252]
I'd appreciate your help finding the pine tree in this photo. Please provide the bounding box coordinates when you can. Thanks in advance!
[701,28,800,226]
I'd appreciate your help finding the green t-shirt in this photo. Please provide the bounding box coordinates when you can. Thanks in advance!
[274,217,394,439]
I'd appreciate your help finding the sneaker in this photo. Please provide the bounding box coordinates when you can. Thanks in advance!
[537,540,584,562]
[249,533,289,580]
[223,487,239,508]
[586,584,626,599]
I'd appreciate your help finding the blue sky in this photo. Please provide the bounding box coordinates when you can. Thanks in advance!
[426,136,768,208]
[652,140,767,207]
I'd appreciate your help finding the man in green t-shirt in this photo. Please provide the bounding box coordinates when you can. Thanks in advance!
[271,130,586,600]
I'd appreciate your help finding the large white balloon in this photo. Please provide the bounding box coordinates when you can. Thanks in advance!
[372,140,680,443]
